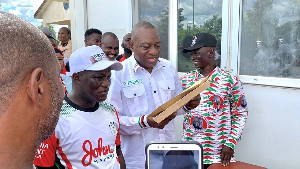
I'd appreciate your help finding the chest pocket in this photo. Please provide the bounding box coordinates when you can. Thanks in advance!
[123,84,148,116]
[157,80,175,103]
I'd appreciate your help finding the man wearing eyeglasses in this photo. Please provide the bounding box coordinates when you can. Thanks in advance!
[181,33,249,169]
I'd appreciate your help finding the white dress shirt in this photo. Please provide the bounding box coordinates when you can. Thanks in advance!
[108,56,185,169]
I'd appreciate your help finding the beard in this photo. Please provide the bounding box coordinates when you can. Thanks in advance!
[124,47,132,55]
[34,79,63,150]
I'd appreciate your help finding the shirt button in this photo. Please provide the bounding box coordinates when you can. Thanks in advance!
[154,91,156,93]
[134,94,136,96]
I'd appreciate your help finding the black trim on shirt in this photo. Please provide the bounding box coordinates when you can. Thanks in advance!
[116,54,122,61]
[64,95,99,112]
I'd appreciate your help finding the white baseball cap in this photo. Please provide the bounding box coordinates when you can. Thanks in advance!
[67,45,122,76]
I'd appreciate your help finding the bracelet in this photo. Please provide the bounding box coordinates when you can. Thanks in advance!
[138,115,150,128]
[143,115,150,128]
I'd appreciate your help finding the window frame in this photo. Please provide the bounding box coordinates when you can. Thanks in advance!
[236,0,300,89]
[133,0,300,88]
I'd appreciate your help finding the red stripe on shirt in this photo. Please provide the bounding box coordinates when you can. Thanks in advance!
[57,139,73,169]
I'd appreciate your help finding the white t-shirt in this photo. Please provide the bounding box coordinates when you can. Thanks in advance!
[35,96,121,169]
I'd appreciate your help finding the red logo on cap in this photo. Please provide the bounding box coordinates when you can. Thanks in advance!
[90,57,96,63]
[191,36,197,46]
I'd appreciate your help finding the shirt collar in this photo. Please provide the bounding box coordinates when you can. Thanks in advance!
[196,66,220,79]
[131,56,161,73]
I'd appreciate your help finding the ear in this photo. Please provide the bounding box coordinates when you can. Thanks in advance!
[72,73,81,85]
[208,48,215,58]
[121,42,124,48]
[27,68,47,106]
[129,40,134,52]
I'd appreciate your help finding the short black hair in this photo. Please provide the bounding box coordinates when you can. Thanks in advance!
[84,28,102,40]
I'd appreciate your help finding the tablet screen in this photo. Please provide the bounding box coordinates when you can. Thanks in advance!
[146,142,202,169]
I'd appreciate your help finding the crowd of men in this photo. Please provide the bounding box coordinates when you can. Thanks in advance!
[0,11,248,169]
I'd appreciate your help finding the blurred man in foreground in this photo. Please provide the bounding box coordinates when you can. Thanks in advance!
[0,11,64,169]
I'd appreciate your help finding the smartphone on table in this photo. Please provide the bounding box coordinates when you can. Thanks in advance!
[145,141,203,169]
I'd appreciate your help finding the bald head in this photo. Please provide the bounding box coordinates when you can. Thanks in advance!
[131,21,156,42]
[101,32,119,61]
[0,11,58,113]
[101,32,118,41]
[122,33,131,44]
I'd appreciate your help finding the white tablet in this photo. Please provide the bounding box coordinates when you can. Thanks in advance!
[146,141,203,169]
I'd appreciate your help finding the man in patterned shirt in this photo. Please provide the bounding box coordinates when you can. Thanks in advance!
[181,33,248,169]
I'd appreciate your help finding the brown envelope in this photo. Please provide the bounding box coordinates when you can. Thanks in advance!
[149,76,211,123]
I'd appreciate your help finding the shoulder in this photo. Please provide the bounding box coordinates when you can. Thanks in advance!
[213,67,240,84]
[115,56,133,71]
[59,100,77,118]
[67,39,72,45]
[158,58,173,67]
[99,101,117,115]
[180,69,197,80]
[157,58,177,73]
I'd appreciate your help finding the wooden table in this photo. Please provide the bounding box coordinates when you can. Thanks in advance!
[208,161,266,169]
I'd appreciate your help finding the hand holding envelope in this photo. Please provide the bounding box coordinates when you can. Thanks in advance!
[147,76,211,126]
[146,94,201,129]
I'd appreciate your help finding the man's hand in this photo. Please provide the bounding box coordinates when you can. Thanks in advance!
[220,145,234,167]
[147,112,177,129]
[185,94,200,110]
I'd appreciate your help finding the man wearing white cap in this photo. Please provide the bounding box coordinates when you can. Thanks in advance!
[34,45,126,169]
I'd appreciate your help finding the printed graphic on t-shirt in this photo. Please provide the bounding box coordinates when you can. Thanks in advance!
[209,95,224,113]
[35,142,50,159]
[82,137,115,167]
[191,115,208,131]
[236,94,247,108]
[109,122,118,136]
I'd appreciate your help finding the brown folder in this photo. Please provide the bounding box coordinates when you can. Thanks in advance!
[149,76,211,123]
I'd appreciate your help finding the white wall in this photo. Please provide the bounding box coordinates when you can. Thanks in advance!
[234,84,300,169]
[87,0,132,53]
[70,0,132,52]
[70,0,87,51]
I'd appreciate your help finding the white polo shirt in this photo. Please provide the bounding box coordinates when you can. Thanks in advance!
[108,56,185,169]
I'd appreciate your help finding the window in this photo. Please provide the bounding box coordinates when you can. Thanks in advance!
[138,0,169,60]
[178,0,223,72]
[240,0,300,79]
